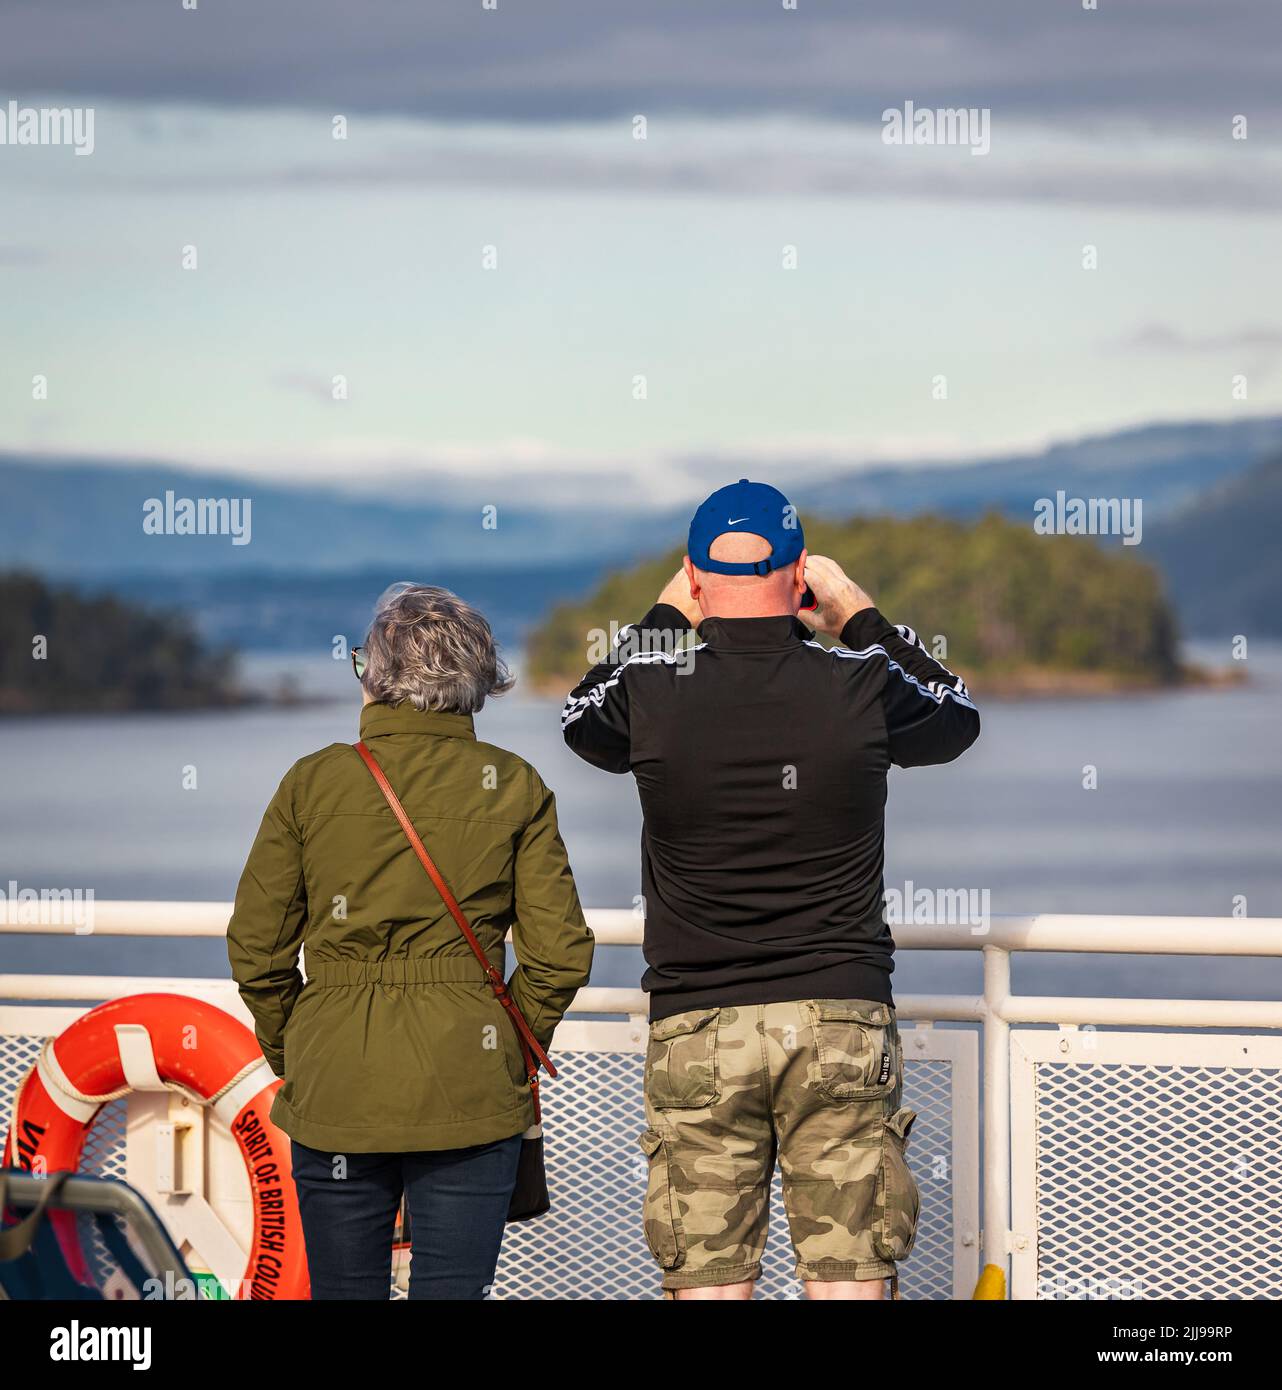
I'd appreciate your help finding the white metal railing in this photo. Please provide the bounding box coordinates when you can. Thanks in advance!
[4,906,1282,1298]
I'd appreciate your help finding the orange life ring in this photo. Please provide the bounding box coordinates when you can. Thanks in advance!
[3,992,309,1300]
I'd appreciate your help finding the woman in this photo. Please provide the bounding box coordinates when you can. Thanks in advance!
[227,582,594,1299]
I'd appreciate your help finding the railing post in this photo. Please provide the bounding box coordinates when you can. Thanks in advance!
[981,944,1011,1289]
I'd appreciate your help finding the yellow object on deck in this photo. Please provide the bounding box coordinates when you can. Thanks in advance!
[972,1264,1006,1300]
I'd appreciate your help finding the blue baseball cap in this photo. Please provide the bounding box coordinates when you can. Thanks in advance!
[687,478,805,576]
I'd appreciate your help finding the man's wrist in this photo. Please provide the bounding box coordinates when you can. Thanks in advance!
[840,605,890,648]
[837,601,873,632]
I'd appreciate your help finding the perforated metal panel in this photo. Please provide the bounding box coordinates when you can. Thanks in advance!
[491,1034,974,1300]
[1,1033,138,1295]
[1011,1030,1282,1300]
[1,1033,128,1178]
[1,1033,44,1151]
[2,1015,976,1300]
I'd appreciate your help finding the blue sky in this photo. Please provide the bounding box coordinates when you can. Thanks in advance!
[2,2,1280,505]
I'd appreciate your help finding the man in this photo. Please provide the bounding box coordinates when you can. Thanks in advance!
[561,479,980,1300]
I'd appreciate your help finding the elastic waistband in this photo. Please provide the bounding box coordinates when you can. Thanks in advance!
[647,959,893,1023]
[306,957,496,987]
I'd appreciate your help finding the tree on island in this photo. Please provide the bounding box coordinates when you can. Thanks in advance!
[525,512,1182,694]
[0,572,241,714]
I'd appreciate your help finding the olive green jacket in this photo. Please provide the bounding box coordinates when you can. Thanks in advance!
[226,702,594,1152]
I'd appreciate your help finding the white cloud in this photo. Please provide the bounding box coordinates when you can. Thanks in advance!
[37,107,1282,214]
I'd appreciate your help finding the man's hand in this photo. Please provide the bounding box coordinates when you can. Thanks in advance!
[656,568,703,628]
[803,556,875,637]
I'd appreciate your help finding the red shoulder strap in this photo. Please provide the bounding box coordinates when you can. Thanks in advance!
[353,740,556,1092]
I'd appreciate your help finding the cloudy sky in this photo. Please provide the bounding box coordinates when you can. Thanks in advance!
[2,0,1280,503]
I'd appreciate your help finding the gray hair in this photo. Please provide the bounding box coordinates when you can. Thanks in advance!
[360,583,514,714]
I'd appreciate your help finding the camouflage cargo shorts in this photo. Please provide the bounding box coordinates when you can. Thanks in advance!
[637,999,919,1290]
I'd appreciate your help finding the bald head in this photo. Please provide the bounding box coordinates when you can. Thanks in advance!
[683,531,809,620]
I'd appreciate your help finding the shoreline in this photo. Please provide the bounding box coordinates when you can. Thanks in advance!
[0,688,336,719]
[0,660,1251,719]
[964,662,1247,701]
[525,661,1247,704]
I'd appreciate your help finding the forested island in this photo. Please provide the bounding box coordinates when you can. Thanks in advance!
[0,572,243,714]
[525,512,1211,697]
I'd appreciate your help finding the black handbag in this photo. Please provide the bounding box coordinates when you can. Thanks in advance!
[355,741,553,1221]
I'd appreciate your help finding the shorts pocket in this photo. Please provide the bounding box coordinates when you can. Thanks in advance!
[637,1129,685,1270]
[874,1106,921,1262]
[808,999,897,1100]
[646,1007,721,1109]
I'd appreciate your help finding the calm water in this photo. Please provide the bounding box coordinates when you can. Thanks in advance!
[2,644,1280,1006]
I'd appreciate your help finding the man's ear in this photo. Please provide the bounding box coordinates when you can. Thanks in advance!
[794,548,810,607]
[683,554,702,600]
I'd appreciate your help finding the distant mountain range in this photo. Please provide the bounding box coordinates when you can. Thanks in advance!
[787,416,1282,523]
[1146,454,1282,639]
[0,456,651,577]
[104,562,595,658]
[3,414,1281,641]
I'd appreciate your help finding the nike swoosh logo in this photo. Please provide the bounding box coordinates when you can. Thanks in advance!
[727,517,749,525]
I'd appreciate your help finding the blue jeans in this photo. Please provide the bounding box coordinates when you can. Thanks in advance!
[291,1136,521,1300]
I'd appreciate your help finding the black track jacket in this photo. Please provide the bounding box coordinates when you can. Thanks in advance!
[561,602,980,1020]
